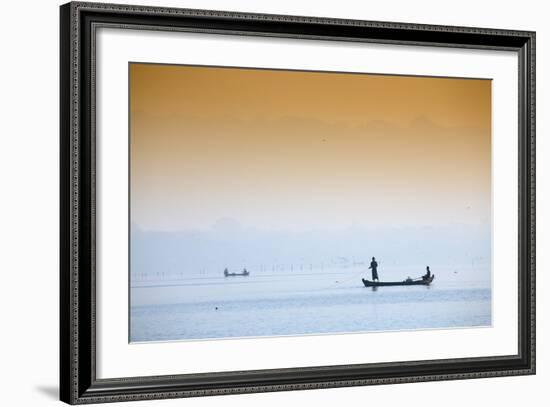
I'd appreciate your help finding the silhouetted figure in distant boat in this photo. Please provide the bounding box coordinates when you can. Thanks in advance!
[369,257,379,281]
[423,266,431,281]
[224,268,229,277]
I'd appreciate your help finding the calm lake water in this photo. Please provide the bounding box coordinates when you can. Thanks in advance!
[130,267,491,342]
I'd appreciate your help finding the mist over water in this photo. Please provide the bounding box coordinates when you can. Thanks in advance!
[130,223,491,342]
[131,221,490,279]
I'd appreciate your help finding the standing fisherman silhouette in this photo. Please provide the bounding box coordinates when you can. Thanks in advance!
[369,257,379,281]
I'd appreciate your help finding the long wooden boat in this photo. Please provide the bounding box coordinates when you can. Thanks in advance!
[362,275,435,287]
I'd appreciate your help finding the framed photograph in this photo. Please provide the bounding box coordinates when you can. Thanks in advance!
[60,1,536,404]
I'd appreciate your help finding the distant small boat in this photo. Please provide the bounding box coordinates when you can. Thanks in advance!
[362,275,435,287]
[224,269,250,277]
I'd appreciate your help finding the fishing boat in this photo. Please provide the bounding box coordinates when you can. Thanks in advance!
[362,274,435,287]
[224,269,250,277]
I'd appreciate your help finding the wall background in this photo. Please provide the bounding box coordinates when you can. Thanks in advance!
[0,0,545,406]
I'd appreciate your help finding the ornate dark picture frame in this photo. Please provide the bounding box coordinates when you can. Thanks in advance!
[60,1,535,404]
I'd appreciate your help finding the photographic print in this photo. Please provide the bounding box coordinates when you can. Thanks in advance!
[129,63,492,343]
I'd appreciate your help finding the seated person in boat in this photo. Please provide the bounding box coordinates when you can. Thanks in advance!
[422,266,432,280]
[369,257,379,281]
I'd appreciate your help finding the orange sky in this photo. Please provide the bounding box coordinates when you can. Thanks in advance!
[130,63,491,231]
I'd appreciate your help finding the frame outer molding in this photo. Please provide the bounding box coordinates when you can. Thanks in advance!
[60,2,536,404]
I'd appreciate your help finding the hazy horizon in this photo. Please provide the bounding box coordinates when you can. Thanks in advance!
[130,220,491,282]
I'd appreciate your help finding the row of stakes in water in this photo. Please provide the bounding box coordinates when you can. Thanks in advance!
[132,262,369,281]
